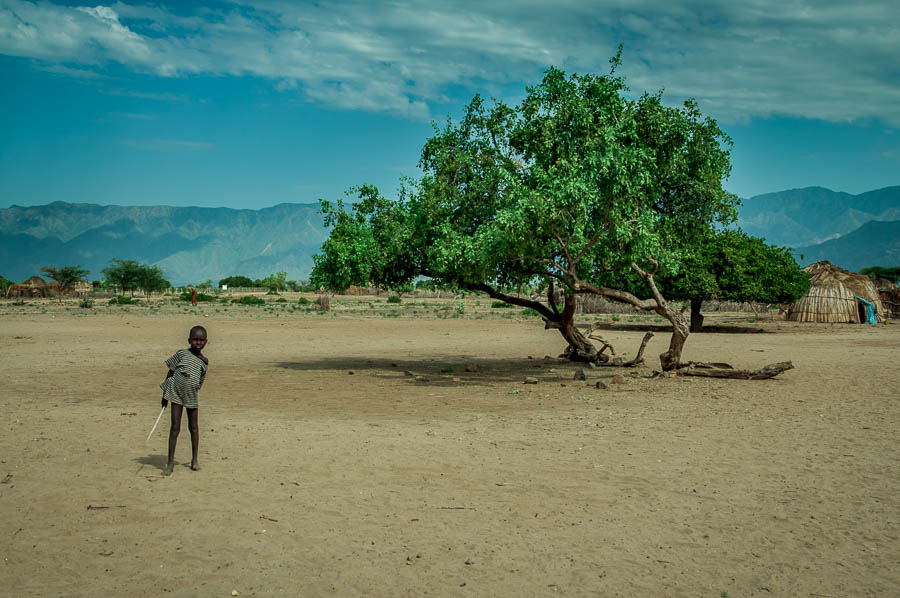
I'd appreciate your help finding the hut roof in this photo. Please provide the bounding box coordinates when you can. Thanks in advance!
[786,261,885,323]
[22,276,48,288]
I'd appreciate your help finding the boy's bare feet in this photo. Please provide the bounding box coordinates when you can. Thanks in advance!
[161,463,174,476]
[190,461,200,471]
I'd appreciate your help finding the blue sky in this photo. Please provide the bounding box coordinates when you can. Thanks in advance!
[1,0,898,210]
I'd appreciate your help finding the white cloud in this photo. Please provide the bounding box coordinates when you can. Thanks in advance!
[1,0,898,125]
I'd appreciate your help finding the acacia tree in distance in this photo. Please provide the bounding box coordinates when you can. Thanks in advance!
[41,265,90,302]
[313,52,737,370]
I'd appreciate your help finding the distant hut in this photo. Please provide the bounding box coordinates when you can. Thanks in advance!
[872,277,900,319]
[786,261,885,323]
[20,276,49,298]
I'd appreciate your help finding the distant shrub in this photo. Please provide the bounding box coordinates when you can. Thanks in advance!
[298,297,310,305]
[266,289,280,295]
[109,296,139,305]
[387,295,402,304]
[275,297,287,303]
[79,297,94,309]
[491,301,513,308]
[232,296,265,306]
[521,308,540,317]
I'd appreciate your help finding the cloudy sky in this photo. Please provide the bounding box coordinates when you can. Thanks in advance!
[1,0,898,209]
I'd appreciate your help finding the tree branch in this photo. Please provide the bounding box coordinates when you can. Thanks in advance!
[551,230,574,271]
[470,283,557,320]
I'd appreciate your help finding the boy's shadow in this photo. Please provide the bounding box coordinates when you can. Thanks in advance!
[135,455,168,472]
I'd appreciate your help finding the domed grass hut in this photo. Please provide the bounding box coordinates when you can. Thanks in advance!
[786,261,885,323]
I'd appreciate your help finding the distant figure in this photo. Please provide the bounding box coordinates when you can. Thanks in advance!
[159,325,209,476]
[189,285,197,306]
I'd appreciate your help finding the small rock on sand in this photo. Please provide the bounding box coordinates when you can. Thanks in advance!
[611,374,627,384]
[524,377,539,384]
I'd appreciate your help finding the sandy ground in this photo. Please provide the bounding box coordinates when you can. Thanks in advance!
[1,297,899,597]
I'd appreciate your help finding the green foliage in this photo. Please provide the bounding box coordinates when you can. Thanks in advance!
[860,266,900,283]
[298,297,310,305]
[135,265,169,297]
[596,230,812,304]
[41,265,90,289]
[387,295,402,303]
[491,301,513,308]
[232,296,266,306]
[257,271,289,292]
[102,259,169,296]
[219,275,254,288]
[108,296,139,305]
[79,297,94,309]
[0,275,12,293]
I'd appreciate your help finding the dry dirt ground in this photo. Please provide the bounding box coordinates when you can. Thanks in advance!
[1,295,899,597]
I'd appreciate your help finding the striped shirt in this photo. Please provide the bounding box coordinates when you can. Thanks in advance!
[160,349,207,408]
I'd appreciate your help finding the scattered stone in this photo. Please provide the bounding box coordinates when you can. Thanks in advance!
[452,377,461,383]
[348,370,354,375]
[611,374,627,384]
[524,377,539,384]
[611,357,626,366]
[404,370,414,377]
[595,380,608,390]
[465,363,480,373]
[527,355,534,359]
[391,363,398,367]
[573,368,587,381]
[415,375,429,382]
[543,355,554,360]
[586,362,597,369]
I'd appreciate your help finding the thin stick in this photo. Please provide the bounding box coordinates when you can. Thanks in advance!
[147,405,166,442]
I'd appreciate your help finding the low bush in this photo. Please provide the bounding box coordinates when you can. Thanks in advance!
[491,301,513,308]
[298,297,310,305]
[79,297,94,309]
[387,295,402,304]
[109,296,140,305]
[232,296,265,306]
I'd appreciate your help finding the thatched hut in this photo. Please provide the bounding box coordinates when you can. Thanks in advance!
[786,261,885,323]
[19,276,49,298]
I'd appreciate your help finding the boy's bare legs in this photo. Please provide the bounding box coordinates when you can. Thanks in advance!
[162,403,183,476]
[187,408,200,470]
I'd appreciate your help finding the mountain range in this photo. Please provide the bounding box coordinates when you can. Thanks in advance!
[0,202,327,285]
[1,185,898,285]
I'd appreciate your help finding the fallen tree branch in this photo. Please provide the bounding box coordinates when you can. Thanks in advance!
[675,361,794,380]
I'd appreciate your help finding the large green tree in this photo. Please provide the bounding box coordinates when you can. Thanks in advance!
[134,264,170,297]
[313,56,736,370]
[41,265,90,302]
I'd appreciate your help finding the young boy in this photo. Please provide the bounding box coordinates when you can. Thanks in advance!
[159,325,208,476]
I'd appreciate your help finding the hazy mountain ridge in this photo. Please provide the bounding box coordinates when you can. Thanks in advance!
[738,185,900,247]
[0,202,327,285]
[795,220,900,272]
[3,185,899,285]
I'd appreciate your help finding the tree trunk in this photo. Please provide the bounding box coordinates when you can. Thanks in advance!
[657,304,689,371]
[690,299,704,333]
[546,292,599,362]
